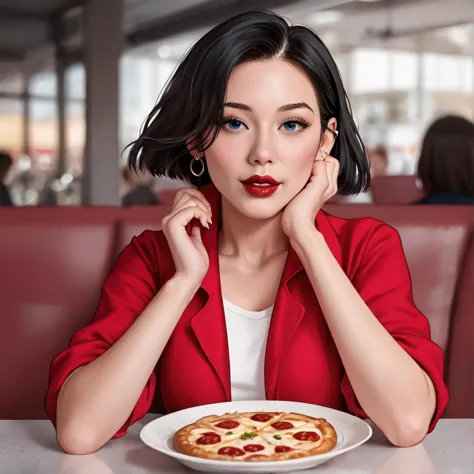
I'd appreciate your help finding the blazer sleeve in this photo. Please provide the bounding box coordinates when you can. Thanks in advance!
[45,231,160,439]
[340,221,449,432]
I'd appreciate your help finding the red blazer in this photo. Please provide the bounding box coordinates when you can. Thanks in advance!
[45,184,448,438]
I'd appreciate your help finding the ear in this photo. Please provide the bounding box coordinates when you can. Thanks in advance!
[320,118,338,155]
[186,139,200,157]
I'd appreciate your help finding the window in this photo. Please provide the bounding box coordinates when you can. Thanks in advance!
[30,100,58,165]
[29,71,57,98]
[391,51,418,91]
[66,63,86,100]
[0,99,23,155]
[120,54,178,149]
[352,49,390,93]
[0,69,24,95]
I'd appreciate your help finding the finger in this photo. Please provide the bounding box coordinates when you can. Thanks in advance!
[174,188,212,213]
[173,197,211,224]
[170,205,210,229]
[310,160,329,187]
[173,190,203,210]
[324,162,336,197]
[172,187,192,206]
[173,186,199,202]
[325,156,339,194]
[325,160,335,184]
[172,191,192,210]
[331,160,339,192]
[191,225,203,244]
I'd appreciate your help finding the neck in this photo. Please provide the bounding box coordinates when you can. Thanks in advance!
[218,195,289,265]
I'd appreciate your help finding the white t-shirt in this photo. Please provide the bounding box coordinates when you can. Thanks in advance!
[223,298,273,401]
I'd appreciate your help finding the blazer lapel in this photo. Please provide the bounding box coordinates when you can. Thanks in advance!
[264,244,305,399]
[265,209,344,399]
[189,185,231,401]
[184,184,344,403]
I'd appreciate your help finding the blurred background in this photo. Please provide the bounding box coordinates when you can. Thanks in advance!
[1,1,474,428]
[0,0,473,206]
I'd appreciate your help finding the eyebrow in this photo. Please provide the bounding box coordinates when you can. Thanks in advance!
[224,102,314,113]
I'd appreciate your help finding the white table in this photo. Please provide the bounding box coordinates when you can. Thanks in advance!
[1,415,473,473]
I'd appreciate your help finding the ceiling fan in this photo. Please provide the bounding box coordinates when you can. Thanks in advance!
[362,0,449,40]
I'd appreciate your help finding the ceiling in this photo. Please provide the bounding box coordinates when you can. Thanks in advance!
[131,0,474,62]
[0,0,217,61]
[0,0,472,89]
[0,0,330,62]
[0,0,69,12]
[282,0,474,55]
[0,0,71,61]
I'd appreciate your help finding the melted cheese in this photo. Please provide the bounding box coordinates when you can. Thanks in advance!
[260,426,324,450]
[207,434,276,457]
[187,413,326,457]
[187,428,223,451]
[265,417,311,431]
[203,419,249,437]
[237,412,283,430]
[188,420,256,451]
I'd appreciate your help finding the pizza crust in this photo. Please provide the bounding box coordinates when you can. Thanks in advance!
[173,411,337,462]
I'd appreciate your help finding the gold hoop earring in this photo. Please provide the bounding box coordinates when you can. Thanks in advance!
[190,155,205,177]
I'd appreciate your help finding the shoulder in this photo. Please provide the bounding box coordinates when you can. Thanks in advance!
[127,227,172,255]
[116,229,172,276]
[320,211,410,287]
[321,209,398,247]
[318,209,402,275]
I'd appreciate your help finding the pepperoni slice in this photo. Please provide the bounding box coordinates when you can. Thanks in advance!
[271,421,294,430]
[251,413,272,423]
[275,445,293,453]
[196,432,221,445]
[243,444,265,452]
[218,446,245,457]
[215,420,240,430]
[293,431,320,442]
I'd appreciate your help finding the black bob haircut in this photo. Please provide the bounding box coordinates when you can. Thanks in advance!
[417,115,474,197]
[127,10,370,196]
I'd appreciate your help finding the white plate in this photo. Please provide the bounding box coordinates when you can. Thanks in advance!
[140,400,372,473]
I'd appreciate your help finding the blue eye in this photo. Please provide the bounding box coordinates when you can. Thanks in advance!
[283,122,298,132]
[228,120,242,130]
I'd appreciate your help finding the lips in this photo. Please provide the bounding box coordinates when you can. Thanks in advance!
[241,175,281,198]
[241,175,280,185]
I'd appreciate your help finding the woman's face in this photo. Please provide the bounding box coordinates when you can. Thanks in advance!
[203,58,335,220]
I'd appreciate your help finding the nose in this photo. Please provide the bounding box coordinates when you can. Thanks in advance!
[248,131,274,166]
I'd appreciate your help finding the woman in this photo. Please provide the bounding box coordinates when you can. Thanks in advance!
[46,11,448,454]
[0,152,14,206]
[416,115,474,204]
[369,144,389,178]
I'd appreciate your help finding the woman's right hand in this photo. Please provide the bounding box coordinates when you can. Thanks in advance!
[161,187,211,284]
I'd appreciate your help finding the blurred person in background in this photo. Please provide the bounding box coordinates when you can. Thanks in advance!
[0,151,14,206]
[416,115,474,205]
[368,144,389,178]
[47,11,446,455]
[38,172,59,206]
[121,166,159,206]
[342,145,383,203]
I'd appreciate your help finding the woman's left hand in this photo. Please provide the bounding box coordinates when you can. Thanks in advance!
[282,153,339,240]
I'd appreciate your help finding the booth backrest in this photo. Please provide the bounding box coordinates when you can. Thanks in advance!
[0,204,472,419]
[370,175,425,204]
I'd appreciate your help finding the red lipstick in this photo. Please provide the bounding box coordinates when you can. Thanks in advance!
[241,175,281,198]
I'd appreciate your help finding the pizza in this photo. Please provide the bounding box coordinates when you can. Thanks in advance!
[173,411,337,462]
